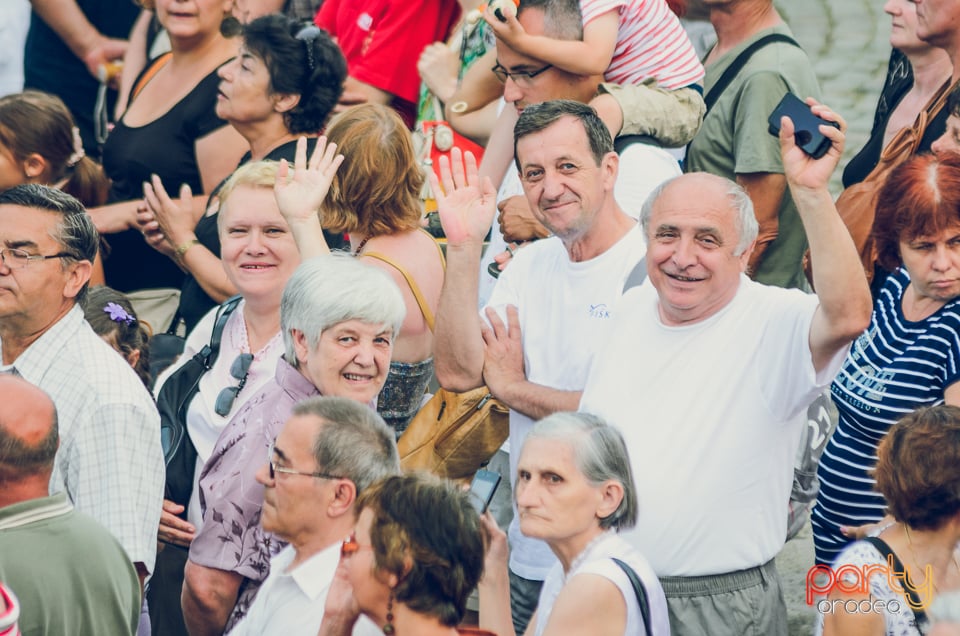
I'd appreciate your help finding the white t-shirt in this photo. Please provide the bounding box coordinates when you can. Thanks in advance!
[484,225,647,580]
[534,532,670,636]
[231,543,381,636]
[580,275,847,575]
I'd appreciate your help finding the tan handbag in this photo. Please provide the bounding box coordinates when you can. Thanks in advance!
[397,385,509,480]
[803,80,953,287]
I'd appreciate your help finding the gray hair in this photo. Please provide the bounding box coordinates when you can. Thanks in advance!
[640,175,759,256]
[514,100,613,171]
[518,0,583,40]
[280,253,406,367]
[293,396,400,493]
[526,412,638,531]
[0,184,99,303]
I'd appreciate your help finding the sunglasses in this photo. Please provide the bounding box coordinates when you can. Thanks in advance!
[214,353,254,417]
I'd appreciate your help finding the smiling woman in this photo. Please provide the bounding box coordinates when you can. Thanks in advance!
[183,253,405,634]
[812,152,960,567]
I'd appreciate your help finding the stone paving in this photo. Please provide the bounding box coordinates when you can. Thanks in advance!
[772,2,889,634]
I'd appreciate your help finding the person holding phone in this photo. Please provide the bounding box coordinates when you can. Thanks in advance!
[478,412,669,636]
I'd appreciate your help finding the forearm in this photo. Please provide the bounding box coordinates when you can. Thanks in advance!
[478,560,516,636]
[478,109,518,189]
[493,380,581,421]
[447,50,503,120]
[287,217,331,259]
[30,0,101,62]
[448,99,500,147]
[177,244,237,304]
[434,242,487,391]
[794,185,872,333]
[89,200,139,234]
[511,34,609,76]
[181,561,241,636]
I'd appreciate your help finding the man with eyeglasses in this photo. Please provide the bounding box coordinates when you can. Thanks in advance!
[475,0,682,304]
[228,397,398,636]
[0,185,163,593]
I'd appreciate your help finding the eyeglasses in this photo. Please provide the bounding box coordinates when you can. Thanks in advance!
[214,353,254,417]
[491,62,553,86]
[296,25,322,72]
[266,439,345,481]
[341,533,373,558]
[0,247,74,270]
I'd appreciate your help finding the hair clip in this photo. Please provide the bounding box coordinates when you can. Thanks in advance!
[104,302,135,326]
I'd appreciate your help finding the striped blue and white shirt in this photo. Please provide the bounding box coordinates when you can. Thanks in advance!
[811,268,960,565]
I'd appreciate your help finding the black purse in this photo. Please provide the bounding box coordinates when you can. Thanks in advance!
[156,295,242,508]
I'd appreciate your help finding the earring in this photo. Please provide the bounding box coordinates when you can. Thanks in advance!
[383,593,395,635]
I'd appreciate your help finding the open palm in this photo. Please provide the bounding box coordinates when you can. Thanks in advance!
[430,148,498,246]
[274,135,344,227]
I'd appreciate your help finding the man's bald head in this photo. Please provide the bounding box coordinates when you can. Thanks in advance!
[0,375,58,480]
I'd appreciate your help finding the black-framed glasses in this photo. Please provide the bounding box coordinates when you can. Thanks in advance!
[491,62,553,86]
[296,25,322,72]
[0,247,74,270]
[214,353,254,417]
[266,439,345,480]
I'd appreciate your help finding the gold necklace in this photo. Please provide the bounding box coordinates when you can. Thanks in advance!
[904,524,960,594]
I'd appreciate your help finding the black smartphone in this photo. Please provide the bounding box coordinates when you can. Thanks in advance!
[767,93,839,159]
[468,469,501,514]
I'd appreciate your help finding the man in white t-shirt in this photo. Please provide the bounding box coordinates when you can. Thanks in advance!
[229,397,397,636]
[579,106,873,634]
[433,98,648,634]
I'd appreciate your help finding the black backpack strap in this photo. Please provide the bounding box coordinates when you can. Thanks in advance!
[612,558,653,636]
[704,33,801,111]
[204,294,242,367]
[862,536,930,629]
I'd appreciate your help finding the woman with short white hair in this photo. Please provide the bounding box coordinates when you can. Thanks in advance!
[479,412,670,636]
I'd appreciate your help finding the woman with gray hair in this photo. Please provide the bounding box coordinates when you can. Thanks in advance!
[479,412,670,636]
[182,253,405,634]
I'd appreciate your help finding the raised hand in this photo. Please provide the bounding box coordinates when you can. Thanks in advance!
[429,147,497,247]
[143,175,198,248]
[779,99,846,193]
[274,136,344,228]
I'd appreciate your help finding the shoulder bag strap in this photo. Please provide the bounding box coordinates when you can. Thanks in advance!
[131,51,173,101]
[611,558,653,636]
[361,252,436,332]
[704,34,800,111]
[205,295,243,366]
[862,536,930,628]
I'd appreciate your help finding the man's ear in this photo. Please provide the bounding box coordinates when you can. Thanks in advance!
[63,260,92,300]
[738,240,756,272]
[273,92,301,114]
[22,153,48,181]
[600,151,619,191]
[328,478,357,517]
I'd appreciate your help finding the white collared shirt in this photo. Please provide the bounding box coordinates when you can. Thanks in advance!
[232,543,381,636]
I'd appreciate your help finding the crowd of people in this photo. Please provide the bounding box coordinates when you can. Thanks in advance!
[4,0,960,635]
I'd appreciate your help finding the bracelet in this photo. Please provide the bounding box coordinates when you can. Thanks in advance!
[175,239,200,259]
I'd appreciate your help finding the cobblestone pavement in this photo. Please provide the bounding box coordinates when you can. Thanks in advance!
[773,2,889,634]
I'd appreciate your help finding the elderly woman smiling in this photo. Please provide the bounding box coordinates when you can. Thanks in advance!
[182,253,406,634]
[480,412,670,636]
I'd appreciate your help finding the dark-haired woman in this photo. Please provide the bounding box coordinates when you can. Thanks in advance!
[139,13,347,331]
[811,152,960,566]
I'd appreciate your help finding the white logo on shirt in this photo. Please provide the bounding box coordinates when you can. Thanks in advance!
[357,12,373,31]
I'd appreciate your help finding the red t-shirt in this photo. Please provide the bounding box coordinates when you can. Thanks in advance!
[316,0,460,128]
